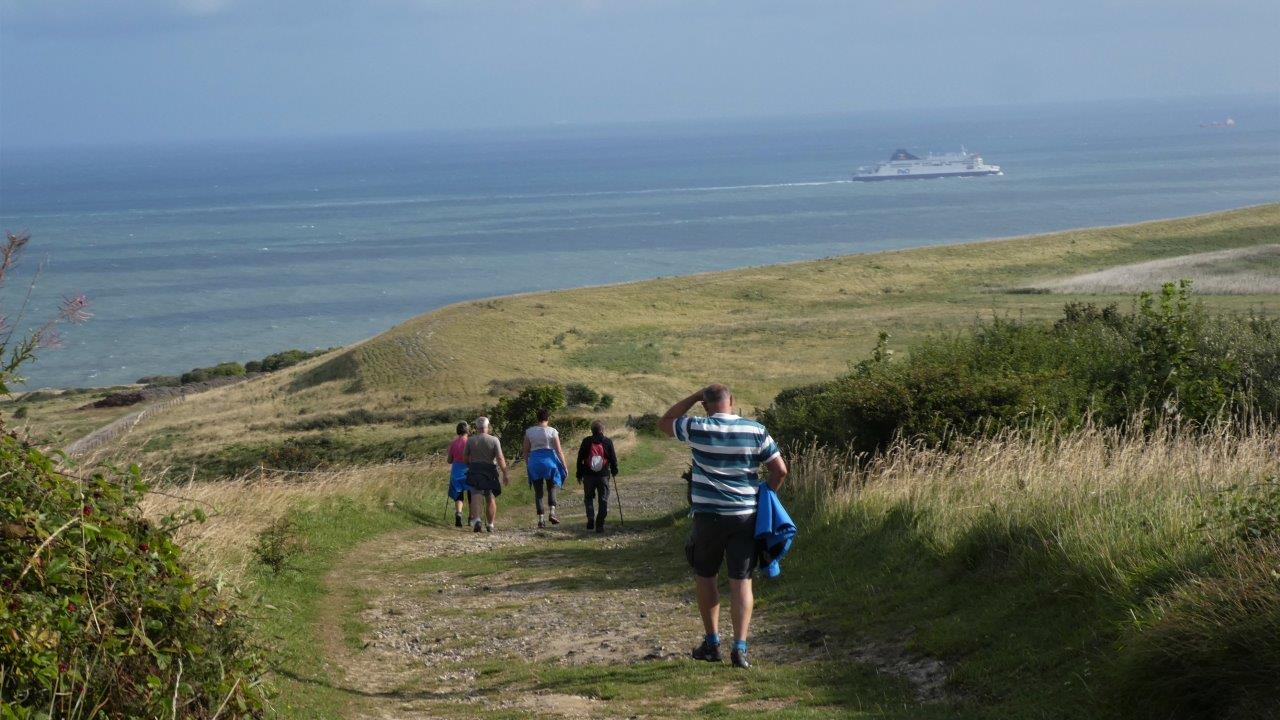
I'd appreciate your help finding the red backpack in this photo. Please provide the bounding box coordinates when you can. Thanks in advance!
[587,440,609,474]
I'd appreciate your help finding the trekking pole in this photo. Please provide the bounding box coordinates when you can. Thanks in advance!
[614,476,624,526]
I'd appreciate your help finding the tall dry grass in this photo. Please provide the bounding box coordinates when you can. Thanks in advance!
[787,417,1280,592]
[139,459,445,585]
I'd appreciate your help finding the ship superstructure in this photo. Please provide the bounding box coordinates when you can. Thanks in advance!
[853,149,1002,181]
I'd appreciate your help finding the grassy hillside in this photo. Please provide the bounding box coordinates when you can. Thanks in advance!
[99,204,1280,719]
[97,204,1280,474]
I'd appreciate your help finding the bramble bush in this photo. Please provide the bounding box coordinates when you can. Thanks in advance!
[762,282,1280,454]
[0,232,266,717]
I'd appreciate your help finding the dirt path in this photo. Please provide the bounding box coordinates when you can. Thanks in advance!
[310,443,947,718]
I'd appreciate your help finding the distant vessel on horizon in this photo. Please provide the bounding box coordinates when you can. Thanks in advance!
[852,148,1003,181]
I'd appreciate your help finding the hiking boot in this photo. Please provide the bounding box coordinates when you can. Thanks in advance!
[691,640,722,663]
[731,647,751,669]
[586,517,595,530]
[595,524,605,534]
[549,510,560,525]
[455,513,463,528]
[537,519,546,529]
[485,523,494,533]
[472,520,482,533]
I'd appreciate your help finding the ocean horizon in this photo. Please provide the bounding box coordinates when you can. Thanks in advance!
[2,94,1278,389]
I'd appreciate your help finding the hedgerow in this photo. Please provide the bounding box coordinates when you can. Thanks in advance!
[0,232,266,717]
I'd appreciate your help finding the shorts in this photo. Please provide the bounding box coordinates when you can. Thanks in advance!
[686,512,757,580]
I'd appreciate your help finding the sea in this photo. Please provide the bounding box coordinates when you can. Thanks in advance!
[1,95,1277,389]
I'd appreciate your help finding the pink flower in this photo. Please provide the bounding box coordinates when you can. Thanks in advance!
[59,294,92,324]
[37,330,64,350]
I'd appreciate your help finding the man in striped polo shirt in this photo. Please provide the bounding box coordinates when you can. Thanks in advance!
[661,383,788,669]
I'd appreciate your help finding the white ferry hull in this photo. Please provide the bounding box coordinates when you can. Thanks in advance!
[852,168,1003,181]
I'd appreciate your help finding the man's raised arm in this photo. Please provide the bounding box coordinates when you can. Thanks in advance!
[660,389,705,438]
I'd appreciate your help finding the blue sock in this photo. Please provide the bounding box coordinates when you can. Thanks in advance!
[732,640,748,652]
[704,633,720,646]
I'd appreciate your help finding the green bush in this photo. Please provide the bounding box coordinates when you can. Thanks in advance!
[0,434,267,716]
[180,362,246,385]
[245,348,332,374]
[763,282,1280,454]
[626,413,662,436]
[12,405,28,419]
[488,384,565,456]
[564,382,600,407]
[596,393,615,410]
[252,517,305,575]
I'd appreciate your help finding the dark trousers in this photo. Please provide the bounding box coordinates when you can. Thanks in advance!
[533,479,558,514]
[583,475,610,523]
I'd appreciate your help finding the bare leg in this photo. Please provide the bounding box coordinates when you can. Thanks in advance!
[454,499,465,515]
[695,575,720,637]
[727,578,753,643]
[469,493,484,524]
[486,494,498,525]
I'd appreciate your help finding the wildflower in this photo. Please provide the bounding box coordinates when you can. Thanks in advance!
[59,293,92,324]
[37,330,64,350]
[81,505,93,517]
[66,601,77,614]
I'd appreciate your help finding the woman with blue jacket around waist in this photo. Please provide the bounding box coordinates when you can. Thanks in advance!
[523,408,570,529]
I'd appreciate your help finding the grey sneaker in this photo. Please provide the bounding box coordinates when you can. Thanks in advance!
[731,647,751,669]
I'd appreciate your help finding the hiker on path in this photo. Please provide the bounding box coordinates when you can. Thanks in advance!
[446,422,471,528]
[465,416,510,533]
[523,408,570,529]
[575,420,619,533]
[660,383,787,669]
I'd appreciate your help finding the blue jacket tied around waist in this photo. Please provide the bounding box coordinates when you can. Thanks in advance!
[526,448,569,488]
[448,462,469,499]
[754,483,797,578]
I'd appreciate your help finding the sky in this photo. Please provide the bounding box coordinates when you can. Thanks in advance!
[1,0,1277,148]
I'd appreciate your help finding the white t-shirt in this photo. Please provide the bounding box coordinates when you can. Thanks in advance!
[525,425,559,452]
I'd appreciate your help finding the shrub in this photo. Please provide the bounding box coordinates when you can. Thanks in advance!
[488,384,565,455]
[252,517,305,574]
[12,405,27,419]
[595,393,614,410]
[180,361,245,385]
[626,413,661,436]
[247,347,333,374]
[564,382,600,407]
[763,283,1280,454]
[0,232,264,716]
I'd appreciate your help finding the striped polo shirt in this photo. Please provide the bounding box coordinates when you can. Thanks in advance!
[673,413,781,517]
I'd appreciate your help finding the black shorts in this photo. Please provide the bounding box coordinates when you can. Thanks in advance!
[686,512,757,580]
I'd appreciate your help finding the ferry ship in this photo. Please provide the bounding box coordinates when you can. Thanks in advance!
[852,149,1002,181]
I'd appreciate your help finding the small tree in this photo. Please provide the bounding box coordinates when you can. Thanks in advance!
[489,384,565,456]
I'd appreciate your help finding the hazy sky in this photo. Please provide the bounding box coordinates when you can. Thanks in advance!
[2,0,1277,148]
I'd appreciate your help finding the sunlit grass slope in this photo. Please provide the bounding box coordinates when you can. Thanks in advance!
[113,204,1280,470]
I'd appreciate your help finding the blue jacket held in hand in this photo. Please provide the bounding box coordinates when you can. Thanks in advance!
[754,482,797,578]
